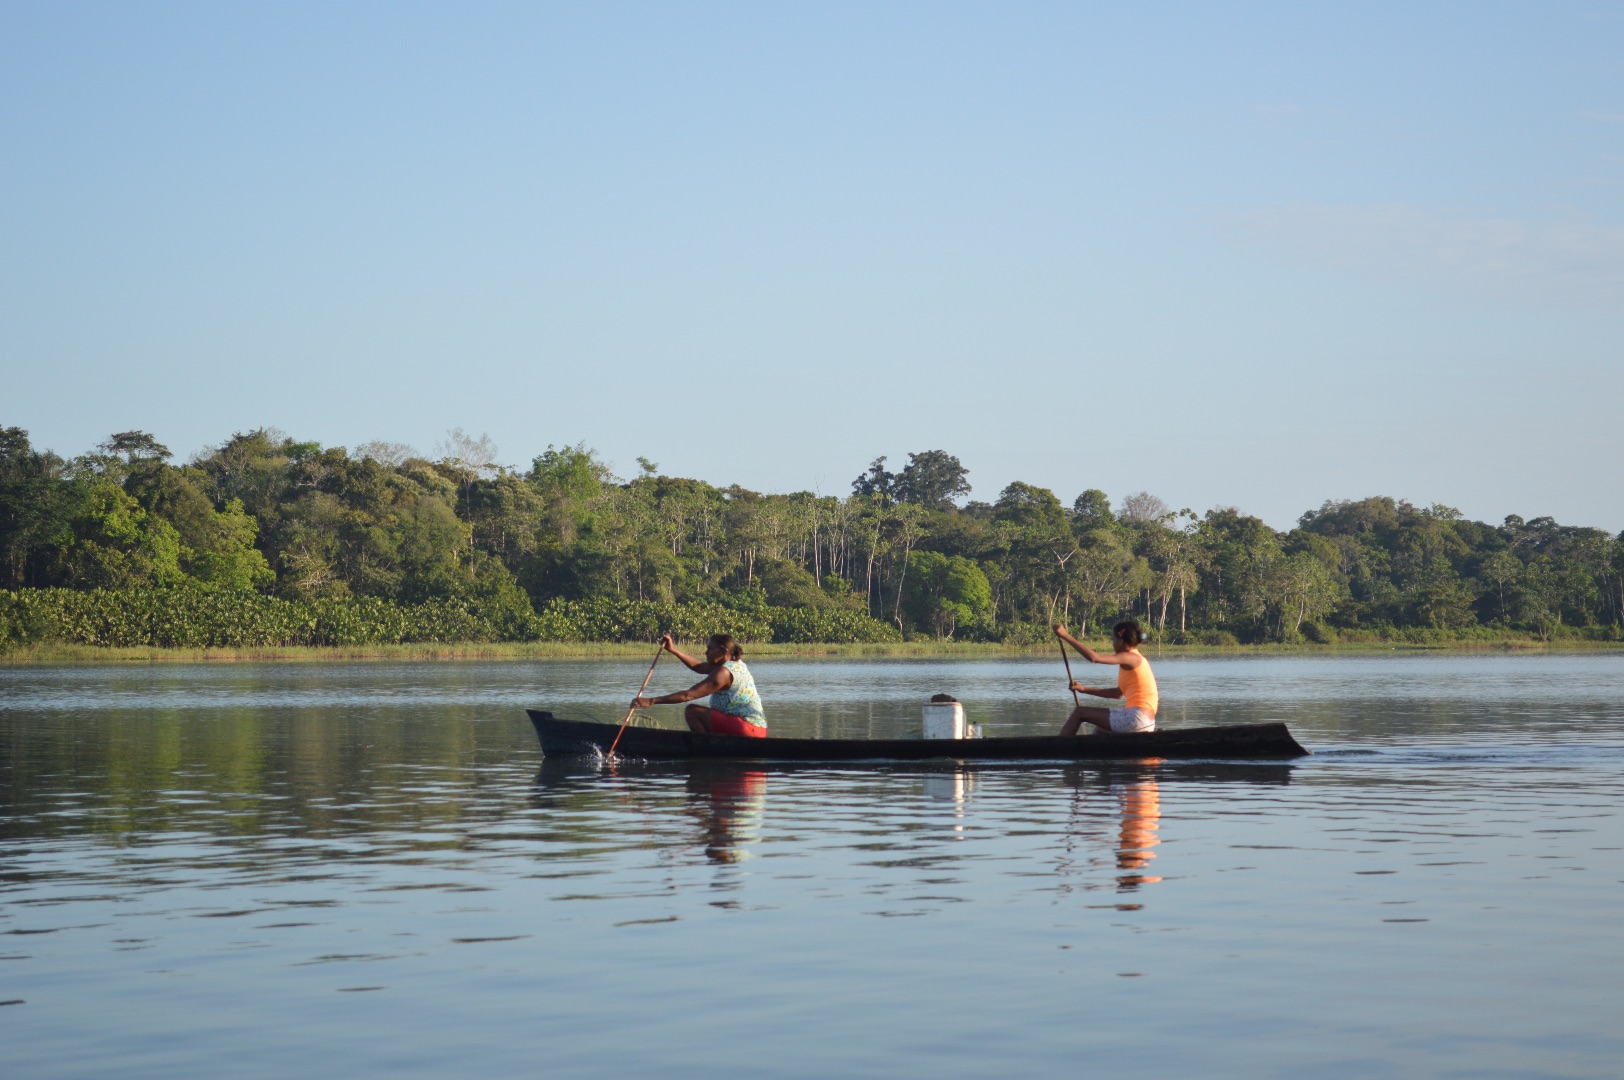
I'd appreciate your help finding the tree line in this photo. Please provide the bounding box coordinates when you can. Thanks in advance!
[2,425,1620,647]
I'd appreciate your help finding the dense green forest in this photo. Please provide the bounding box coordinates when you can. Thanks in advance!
[2,425,1620,649]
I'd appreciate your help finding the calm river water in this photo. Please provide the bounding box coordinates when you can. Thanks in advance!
[2,653,1622,1077]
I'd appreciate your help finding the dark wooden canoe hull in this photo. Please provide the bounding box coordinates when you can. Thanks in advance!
[527,710,1310,761]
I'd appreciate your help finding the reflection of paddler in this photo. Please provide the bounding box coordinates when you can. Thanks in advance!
[633,633,767,737]
[687,768,767,865]
[1115,778,1162,886]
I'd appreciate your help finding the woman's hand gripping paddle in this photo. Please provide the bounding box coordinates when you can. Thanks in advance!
[608,641,664,759]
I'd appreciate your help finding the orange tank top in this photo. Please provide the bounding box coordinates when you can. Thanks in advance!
[1118,653,1158,713]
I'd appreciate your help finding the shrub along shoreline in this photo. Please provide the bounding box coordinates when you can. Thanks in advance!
[0,585,905,652]
[5,639,1618,666]
[3,585,1617,665]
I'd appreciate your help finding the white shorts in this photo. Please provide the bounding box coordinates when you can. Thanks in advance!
[1108,707,1155,733]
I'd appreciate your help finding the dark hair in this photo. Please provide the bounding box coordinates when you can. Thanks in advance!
[708,633,744,661]
[1112,620,1145,647]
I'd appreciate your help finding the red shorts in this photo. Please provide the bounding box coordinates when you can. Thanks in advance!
[706,710,767,738]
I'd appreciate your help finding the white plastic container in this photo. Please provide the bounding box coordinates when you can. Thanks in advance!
[923,700,966,740]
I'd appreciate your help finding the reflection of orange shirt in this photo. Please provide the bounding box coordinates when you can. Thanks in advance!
[1117,781,1160,872]
[1118,653,1158,714]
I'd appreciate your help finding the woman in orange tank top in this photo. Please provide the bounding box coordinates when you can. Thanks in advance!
[1054,620,1158,734]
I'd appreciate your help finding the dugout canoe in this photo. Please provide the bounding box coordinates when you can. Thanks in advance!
[527,710,1310,762]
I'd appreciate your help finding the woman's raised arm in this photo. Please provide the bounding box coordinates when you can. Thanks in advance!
[1054,624,1143,668]
[662,633,719,674]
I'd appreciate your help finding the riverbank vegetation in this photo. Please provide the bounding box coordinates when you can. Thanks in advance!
[3,425,1620,655]
[5,636,1615,667]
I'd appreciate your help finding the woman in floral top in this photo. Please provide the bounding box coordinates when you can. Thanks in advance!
[633,633,768,738]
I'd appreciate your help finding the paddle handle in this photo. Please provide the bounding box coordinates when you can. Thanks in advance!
[609,641,664,757]
[1059,638,1081,707]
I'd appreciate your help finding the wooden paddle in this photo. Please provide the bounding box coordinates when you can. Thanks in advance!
[1059,635,1081,707]
[608,641,664,758]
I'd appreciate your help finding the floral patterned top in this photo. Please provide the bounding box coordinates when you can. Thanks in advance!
[709,660,766,728]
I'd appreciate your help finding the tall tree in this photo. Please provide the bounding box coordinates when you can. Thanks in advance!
[894,451,970,510]
[0,427,76,588]
[850,457,895,506]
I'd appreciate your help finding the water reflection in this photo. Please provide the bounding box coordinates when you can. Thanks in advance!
[1051,760,1298,896]
[1054,764,1165,895]
[922,770,975,804]
[5,658,1624,1078]
[922,769,976,837]
[1115,776,1161,888]
[531,758,1249,899]
[684,766,766,866]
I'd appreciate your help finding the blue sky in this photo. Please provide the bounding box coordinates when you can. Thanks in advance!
[4,2,1621,530]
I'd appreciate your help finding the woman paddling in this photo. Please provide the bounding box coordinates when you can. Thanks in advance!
[632,633,768,738]
[1054,620,1158,734]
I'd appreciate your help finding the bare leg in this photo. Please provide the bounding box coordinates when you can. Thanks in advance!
[685,703,714,733]
[1061,705,1114,736]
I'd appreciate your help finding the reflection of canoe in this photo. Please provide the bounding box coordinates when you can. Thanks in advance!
[527,710,1310,761]
[1061,759,1296,787]
[532,756,1296,787]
